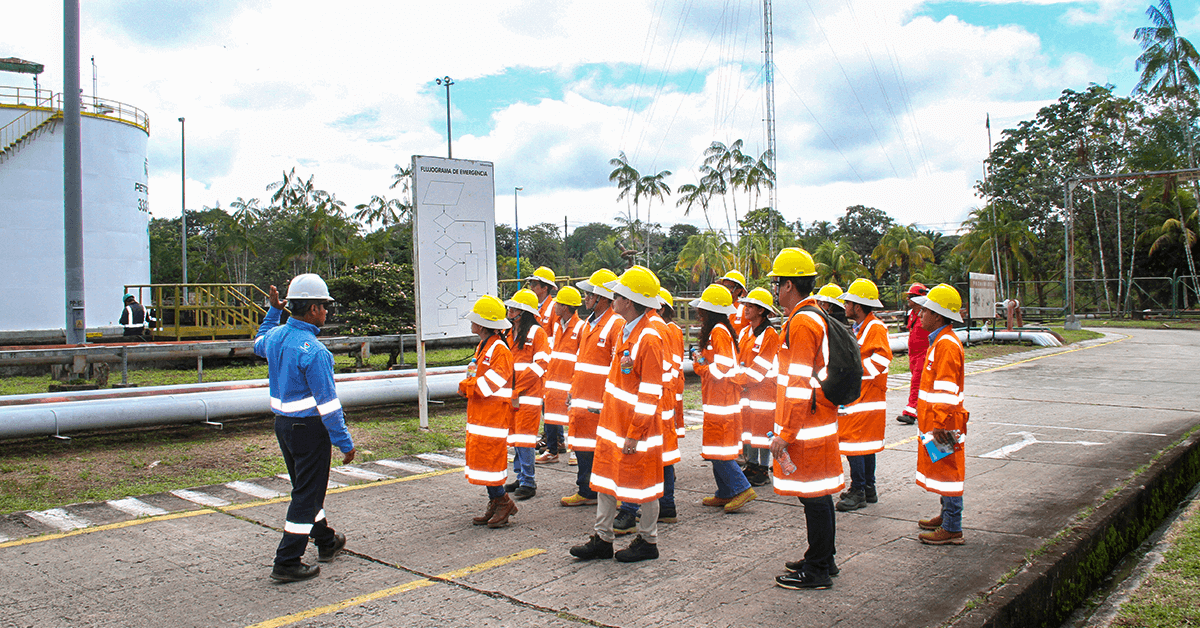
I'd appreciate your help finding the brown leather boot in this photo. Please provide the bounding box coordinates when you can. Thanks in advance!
[473,498,499,525]
[487,494,518,528]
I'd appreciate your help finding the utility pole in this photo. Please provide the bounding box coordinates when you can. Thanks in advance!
[64,0,86,345]
[762,0,778,255]
[514,187,523,284]
[179,117,188,289]
[436,76,454,158]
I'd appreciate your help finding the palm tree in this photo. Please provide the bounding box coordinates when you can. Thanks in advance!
[872,224,935,283]
[353,195,406,229]
[636,170,672,262]
[675,181,714,231]
[703,140,753,243]
[953,205,1037,301]
[223,197,261,284]
[676,230,734,286]
[812,239,867,287]
[609,151,640,226]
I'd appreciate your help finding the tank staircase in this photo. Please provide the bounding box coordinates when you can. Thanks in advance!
[124,283,273,341]
[0,105,61,165]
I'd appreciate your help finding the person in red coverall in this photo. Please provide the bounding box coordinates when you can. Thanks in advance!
[897,283,928,425]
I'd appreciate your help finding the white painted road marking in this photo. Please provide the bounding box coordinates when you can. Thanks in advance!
[986,422,1168,437]
[170,489,231,508]
[981,431,1105,459]
[27,508,90,531]
[374,460,436,474]
[107,498,169,517]
[417,453,467,467]
[275,474,346,489]
[225,481,285,500]
[331,466,391,481]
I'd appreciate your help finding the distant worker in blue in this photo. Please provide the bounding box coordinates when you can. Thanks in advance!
[254,273,355,583]
[119,293,155,339]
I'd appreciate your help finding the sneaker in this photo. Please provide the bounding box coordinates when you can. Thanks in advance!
[270,562,320,583]
[919,527,964,545]
[535,452,559,464]
[658,505,678,523]
[724,487,757,513]
[865,485,878,503]
[775,570,833,590]
[702,496,732,507]
[569,534,613,560]
[747,465,772,487]
[613,509,638,535]
[316,532,346,563]
[918,514,943,530]
[783,559,840,577]
[896,413,916,425]
[615,536,659,562]
[568,451,578,466]
[561,493,598,507]
[835,490,867,512]
[535,438,547,453]
[513,486,537,500]
[505,480,520,493]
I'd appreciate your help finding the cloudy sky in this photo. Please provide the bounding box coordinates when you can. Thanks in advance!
[4,0,1195,238]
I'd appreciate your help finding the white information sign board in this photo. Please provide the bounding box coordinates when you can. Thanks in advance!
[969,272,997,319]
[411,156,497,341]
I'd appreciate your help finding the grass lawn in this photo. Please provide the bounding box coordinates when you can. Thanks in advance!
[1112,498,1200,627]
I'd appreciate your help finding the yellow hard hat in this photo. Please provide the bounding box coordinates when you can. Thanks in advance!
[605,265,661,308]
[740,287,779,315]
[843,278,883,308]
[914,283,963,323]
[578,268,618,299]
[504,288,540,316]
[554,285,583,307]
[767,247,817,278]
[720,270,747,290]
[689,283,735,315]
[814,283,844,306]
[466,295,512,329]
[658,287,674,309]
[526,266,557,287]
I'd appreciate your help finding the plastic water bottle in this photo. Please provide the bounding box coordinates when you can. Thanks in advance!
[466,358,477,378]
[620,350,633,374]
[766,431,797,475]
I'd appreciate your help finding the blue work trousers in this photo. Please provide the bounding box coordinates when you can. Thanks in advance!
[274,415,337,566]
[847,453,876,493]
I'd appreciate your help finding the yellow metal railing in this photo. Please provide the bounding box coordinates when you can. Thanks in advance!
[0,106,59,154]
[0,86,149,132]
[124,284,270,341]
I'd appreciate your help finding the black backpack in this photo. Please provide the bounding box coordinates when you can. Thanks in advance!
[789,305,863,408]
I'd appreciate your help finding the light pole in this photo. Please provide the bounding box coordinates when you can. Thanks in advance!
[514,187,523,284]
[178,117,187,289]
[435,76,454,158]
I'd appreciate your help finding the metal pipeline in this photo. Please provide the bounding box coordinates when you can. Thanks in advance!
[888,328,1061,354]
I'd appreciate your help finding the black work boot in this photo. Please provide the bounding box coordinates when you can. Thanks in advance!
[569,534,614,560]
[864,485,878,503]
[317,532,346,563]
[613,509,638,535]
[270,562,319,582]
[614,535,659,562]
[835,490,867,512]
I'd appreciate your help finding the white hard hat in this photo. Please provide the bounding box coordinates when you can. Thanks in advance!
[286,273,334,301]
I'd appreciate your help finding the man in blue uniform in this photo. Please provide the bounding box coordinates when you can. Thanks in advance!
[254,273,356,583]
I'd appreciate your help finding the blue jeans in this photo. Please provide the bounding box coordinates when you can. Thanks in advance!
[543,424,564,454]
[575,450,597,498]
[619,464,676,514]
[747,447,771,466]
[486,484,505,499]
[847,454,876,492]
[712,459,751,498]
[798,495,837,576]
[940,495,963,532]
[512,446,536,488]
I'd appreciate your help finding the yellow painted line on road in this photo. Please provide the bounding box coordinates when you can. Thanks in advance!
[884,435,919,450]
[0,509,213,549]
[245,547,546,628]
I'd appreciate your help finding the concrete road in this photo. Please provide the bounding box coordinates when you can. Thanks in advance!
[2,327,1198,628]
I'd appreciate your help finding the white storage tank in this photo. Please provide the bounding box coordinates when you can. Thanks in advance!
[0,86,150,336]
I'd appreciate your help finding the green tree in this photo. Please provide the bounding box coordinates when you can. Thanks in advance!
[676,230,734,285]
[812,239,867,287]
[675,181,714,231]
[872,224,935,283]
[326,262,415,335]
[636,170,672,262]
[835,205,895,267]
[662,223,700,259]
[1134,0,1200,100]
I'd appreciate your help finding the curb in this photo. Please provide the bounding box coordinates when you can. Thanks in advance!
[954,427,1200,628]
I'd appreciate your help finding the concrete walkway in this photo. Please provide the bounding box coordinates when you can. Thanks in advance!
[2,327,1198,628]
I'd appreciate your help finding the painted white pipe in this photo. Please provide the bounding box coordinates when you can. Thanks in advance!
[888,329,1061,354]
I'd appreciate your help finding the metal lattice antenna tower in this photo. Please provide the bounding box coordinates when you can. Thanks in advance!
[763,0,778,255]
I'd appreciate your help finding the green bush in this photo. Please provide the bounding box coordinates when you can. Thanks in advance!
[327,262,415,335]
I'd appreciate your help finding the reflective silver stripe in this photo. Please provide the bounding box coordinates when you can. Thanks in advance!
[713,354,736,367]
[638,382,663,396]
[477,377,495,397]
[702,403,741,416]
[794,422,838,441]
[741,431,752,441]
[606,383,638,406]
[753,355,773,370]
[517,396,543,406]
[589,474,665,500]
[484,369,507,388]
[841,401,887,414]
[904,405,917,414]
[915,471,963,493]
[676,427,686,436]
[745,369,765,383]
[465,467,508,483]
[748,435,771,446]
[507,433,538,445]
[789,363,813,377]
[570,398,603,410]
[747,399,776,411]
[527,363,546,377]
[785,386,813,400]
[663,449,681,463]
[544,412,569,424]
[575,362,609,375]
[545,380,571,391]
[316,398,342,415]
[933,380,960,394]
[870,353,891,368]
[495,387,513,397]
[634,402,657,416]
[273,396,317,413]
[315,509,326,522]
[702,444,742,456]
[466,424,509,439]
[862,358,880,377]
[284,520,313,535]
[596,426,663,451]
[772,474,844,493]
[918,390,964,405]
[550,351,578,361]
[840,440,884,452]
[567,436,597,448]
[661,409,675,420]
